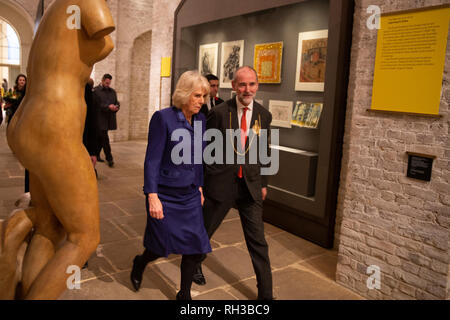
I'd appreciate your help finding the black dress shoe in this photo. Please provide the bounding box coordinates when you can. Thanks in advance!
[176,291,192,300]
[108,160,114,168]
[192,265,206,285]
[130,256,144,292]
[97,157,105,162]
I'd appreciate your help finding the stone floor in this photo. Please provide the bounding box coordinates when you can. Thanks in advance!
[0,123,363,300]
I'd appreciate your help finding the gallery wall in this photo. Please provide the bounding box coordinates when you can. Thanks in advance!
[178,0,329,152]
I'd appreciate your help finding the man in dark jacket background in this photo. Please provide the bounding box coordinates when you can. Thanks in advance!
[93,73,120,168]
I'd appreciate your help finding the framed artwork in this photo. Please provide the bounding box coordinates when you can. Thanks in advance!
[220,40,244,88]
[254,42,283,83]
[291,101,323,128]
[198,43,218,76]
[269,100,293,128]
[295,30,328,91]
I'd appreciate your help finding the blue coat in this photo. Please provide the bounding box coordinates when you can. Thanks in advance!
[143,106,205,194]
[142,106,211,257]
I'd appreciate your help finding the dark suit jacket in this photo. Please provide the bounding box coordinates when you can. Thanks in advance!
[204,98,272,202]
[200,96,224,117]
[93,85,119,131]
[143,106,205,194]
[83,83,98,156]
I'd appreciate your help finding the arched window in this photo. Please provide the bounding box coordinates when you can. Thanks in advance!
[0,18,20,65]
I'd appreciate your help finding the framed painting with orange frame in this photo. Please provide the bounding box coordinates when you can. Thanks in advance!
[253,42,283,84]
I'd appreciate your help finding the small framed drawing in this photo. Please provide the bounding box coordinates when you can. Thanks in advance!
[254,42,283,83]
[295,30,328,91]
[291,101,323,128]
[269,100,293,128]
[220,40,244,88]
[198,43,218,76]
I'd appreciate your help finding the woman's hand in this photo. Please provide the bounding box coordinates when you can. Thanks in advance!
[148,193,164,219]
[199,187,205,206]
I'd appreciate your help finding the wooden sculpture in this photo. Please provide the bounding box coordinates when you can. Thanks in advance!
[0,0,115,299]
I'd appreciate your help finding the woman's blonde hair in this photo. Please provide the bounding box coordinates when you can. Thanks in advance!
[172,70,210,109]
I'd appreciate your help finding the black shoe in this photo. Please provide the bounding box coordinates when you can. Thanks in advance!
[97,157,105,162]
[130,256,144,292]
[192,265,206,286]
[176,291,192,300]
[108,160,114,168]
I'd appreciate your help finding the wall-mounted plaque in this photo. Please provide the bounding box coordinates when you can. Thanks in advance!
[371,6,450,115]
[406,152,435,181]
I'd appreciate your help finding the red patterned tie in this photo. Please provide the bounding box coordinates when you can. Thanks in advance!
[238,107,248,178]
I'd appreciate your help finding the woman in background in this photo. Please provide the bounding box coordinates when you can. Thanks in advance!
[130,70,211,300]
[4,74,27,125]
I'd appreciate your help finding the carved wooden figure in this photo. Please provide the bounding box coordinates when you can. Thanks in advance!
[0,0,115,299]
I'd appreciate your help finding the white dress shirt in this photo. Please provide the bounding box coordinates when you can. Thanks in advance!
[236,97,253,136]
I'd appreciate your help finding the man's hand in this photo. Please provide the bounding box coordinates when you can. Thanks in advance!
[262,187,267,201]
[90,156,97,166]
[108,104,119,112]
[148,193,164,219]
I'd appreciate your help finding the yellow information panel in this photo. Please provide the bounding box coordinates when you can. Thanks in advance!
[161,57,171,77]
[371,6,450,115]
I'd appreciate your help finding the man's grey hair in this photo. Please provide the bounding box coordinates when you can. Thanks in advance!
[233,66,259,83]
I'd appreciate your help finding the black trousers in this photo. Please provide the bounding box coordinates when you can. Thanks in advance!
[25,169,29,193]
[97,130,113,161]
[137,249,202,299]
[202,178,273,300]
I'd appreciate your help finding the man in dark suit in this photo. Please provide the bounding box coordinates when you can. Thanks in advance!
[199,74,224,117]
[93,73,120,167]
[194,66,273,300]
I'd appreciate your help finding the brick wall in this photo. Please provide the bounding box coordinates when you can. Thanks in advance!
[335,0,450,299]
[148,0,182,120]
[94,0,180,142]
[94,0,153,142]
[129,30,152,140]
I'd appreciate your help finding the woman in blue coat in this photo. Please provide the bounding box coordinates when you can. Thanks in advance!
[130,71,211,300]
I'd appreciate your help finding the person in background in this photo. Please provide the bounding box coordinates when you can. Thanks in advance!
[4,74,28,192]
[199,74,223,117]
[4,74,26,125]
[2,78,8,93]
[83,78,99,179]
[130,70,211,300]
[93,73,119,168]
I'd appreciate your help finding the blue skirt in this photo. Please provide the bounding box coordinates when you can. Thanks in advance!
[143,185,212,257]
